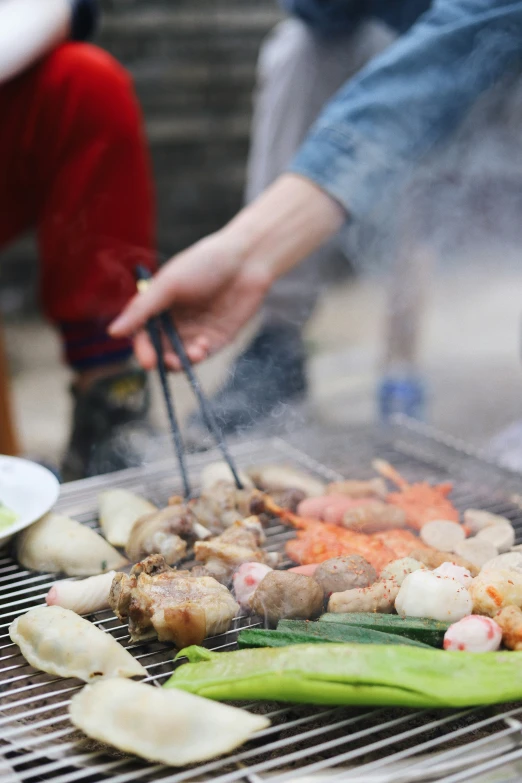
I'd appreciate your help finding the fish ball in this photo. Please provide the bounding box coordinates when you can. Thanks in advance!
[443,615,502,652]
[395,570,472,622]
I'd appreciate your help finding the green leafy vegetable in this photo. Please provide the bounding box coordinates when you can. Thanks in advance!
[319,613,449,647]
[238,622,431,650]
[0,503,18,530]
[166,643,522,708]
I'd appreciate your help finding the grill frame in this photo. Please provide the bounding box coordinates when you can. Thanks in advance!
[2,423,522,783]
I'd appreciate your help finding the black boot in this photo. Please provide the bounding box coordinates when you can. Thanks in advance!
[186,323,307,439]
[61,367,153,481]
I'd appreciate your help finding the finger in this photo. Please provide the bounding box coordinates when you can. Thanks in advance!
[133,330,157,370]
[109,272,179,337]
[164,352,182,372]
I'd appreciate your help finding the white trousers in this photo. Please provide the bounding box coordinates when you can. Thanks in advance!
[246,18,396,329]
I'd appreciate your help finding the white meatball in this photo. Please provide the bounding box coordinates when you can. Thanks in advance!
[443,615,502,652]
[233,563,273,609]
[433,563,472,587]
[395,570,472,623]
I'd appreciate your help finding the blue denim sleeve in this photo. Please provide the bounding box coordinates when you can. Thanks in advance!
[290,0,522,221]
[279,0,430,36]
[69,0,99,41]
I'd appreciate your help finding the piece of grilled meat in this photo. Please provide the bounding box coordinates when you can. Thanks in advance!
[109,554,239,646]
[193,517,280,584]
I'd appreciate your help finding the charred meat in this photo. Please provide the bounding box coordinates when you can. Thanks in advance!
[194,517,279,584]
[109,555,239,646]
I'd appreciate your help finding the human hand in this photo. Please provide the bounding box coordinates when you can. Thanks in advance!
[108,229,271,371]
[109,174,344,370]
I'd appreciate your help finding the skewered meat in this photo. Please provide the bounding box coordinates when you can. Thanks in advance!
[109,555,239,646]
[374,460,459,530]
[341,503,406,533]
[469,569,522,617]
[495,605,522,650]
[233,562,273,609]
[409,548,480,577]
[443,615,502,652]
[420,520,466,552]
[395,570,472,622]
[200,461,254,491]
[194,517,278,584]
[463,509,512,535]
[314,556,377,597]
[453,539,498,569]
[247,464,326,497]
[326,479,387,499]
[250,571,324,626]
[46,571,115,614]
[98,489,157,548]
[125,502,212,565]
[328,558,425,614]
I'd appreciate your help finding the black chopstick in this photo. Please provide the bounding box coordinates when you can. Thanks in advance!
[134,266,244,492]
[135,270,192,498]
[158,311,244,490]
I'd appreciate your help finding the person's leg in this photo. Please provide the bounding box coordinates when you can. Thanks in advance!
[189,19,395,437]
[0,43,156,478]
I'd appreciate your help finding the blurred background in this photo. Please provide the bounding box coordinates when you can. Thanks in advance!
[2,0,522,467]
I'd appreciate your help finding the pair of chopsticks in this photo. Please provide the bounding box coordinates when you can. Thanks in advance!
[135,266,244,498]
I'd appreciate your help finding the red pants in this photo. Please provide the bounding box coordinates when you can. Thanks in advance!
[0,43,155,369]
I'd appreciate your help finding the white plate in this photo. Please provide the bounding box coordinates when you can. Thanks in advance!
[0,456,60,547]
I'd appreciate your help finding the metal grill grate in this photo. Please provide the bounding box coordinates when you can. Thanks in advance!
[3,423,522,783]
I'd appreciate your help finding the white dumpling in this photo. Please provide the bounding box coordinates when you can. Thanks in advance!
[69,679,269,765]
[46,572,115,614]
[99,489,157,547]
[16,513,128,576]
[9,606,146,681]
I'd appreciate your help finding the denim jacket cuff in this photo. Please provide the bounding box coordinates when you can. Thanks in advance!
[289,123,407,221]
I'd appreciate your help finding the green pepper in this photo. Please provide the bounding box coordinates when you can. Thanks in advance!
[165,643,522,708]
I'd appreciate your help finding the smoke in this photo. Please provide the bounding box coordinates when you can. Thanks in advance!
[351,74,522,275]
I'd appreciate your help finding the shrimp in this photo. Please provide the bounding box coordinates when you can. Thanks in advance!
[373,460,459,530]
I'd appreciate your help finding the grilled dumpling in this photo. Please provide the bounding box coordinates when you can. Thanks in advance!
[69,678,269,765]
[9,606,146,681]
[99,489,157,547]
[16,513,128,576]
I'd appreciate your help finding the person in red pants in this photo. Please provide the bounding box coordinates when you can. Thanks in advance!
[0,0,156,480]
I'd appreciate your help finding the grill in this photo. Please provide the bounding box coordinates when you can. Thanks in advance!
[3,420,522,783]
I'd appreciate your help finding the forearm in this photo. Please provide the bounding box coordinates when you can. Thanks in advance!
[0,0,90,84]
[224,174,345,285]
